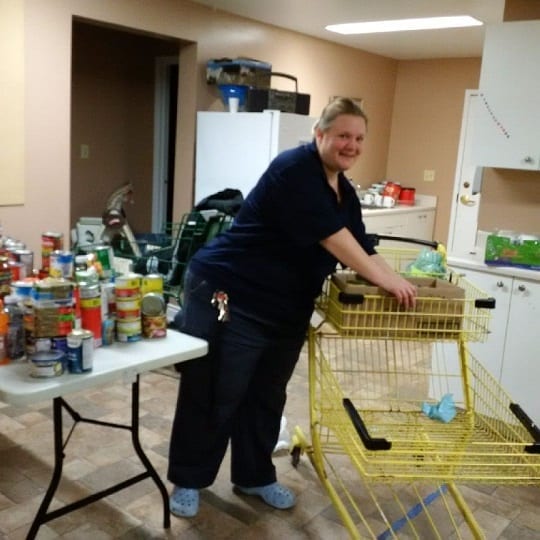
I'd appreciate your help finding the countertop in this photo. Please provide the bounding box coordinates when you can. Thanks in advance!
[448,250,540,283]
[360,194,437,217]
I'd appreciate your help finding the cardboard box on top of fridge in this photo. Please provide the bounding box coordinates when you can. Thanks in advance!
[325,273,465,339]
[484,232,540,271]
[206,58,272,87]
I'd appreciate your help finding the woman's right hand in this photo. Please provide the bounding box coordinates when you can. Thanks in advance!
[382,273,417,308]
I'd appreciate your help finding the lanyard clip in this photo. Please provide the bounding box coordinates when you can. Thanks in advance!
[211,290,230,322]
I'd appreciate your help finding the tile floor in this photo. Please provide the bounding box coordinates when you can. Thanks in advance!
[0,342,539,539]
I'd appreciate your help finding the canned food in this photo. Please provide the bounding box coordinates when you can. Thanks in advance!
[141,274,164,296]
[67,329,94,373]
[115,273,141,299]
[13,249,34,278]
[116,297,141,320]
[33,279,73,303]
[79,283,100,299]
[141,293,165,316]
[30,350,64,378]
[116,319,141,342]
[12,280,34,300]
[80,295,102,347]
[8,260,24,281]
[41,232,63,270]
[142,314,167,338]
[116,307,141,320]
[141,292,166,339]
[49,250,74,279]
[95,245,114,279]
[33,303,74,338]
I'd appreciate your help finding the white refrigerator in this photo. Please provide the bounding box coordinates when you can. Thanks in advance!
[194,110,317,204]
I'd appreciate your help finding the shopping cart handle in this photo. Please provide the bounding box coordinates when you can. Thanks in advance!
[338,292,365,304]
[343,398,392,451]
[368,234,439,249]
[509,403,540,454]
[475,297,496,309]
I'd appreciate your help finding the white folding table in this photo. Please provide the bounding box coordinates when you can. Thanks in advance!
[0,330,207,539]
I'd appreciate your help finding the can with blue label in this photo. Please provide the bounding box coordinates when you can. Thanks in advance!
[52,336,69,370]
[67,329,94,373]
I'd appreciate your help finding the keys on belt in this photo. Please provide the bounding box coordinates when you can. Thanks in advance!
[211,291,230,322]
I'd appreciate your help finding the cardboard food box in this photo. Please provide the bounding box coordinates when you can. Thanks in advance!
[327,274,465,339]
[484,234,540,271]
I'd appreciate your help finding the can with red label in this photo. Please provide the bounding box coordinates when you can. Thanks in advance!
[79,284,102,347]
[41,232,64,270]
[8,260,24,282]
[115,273,141,299]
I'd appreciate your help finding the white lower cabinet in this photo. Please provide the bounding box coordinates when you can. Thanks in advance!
[405,210,436,242]
[363,208,435,242]
[450,265,540,425]
[499,277,539,425]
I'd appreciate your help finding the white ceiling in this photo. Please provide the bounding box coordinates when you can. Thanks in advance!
[190,0,505,59]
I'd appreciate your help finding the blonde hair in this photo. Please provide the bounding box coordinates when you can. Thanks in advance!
[313,97,368,133]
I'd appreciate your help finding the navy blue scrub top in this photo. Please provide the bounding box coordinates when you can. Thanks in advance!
[189,141,376,327]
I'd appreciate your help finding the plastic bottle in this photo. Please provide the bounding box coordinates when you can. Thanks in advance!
[4,294,26,360]
[0,299,9,364]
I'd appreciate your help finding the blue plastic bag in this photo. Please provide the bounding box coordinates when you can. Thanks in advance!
[406,248,446,277]
[421,393,456,423]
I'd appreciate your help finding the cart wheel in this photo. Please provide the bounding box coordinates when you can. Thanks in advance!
[291,445,302,468]
[290,426,309,468]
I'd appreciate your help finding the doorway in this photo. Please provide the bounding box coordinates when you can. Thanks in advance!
[153,57,179,232]
[70,20,181,237]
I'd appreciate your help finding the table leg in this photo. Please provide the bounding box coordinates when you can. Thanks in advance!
[26,374,171,539]
[26,397,64,540]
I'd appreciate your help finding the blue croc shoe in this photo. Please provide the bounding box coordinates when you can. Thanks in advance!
[170,486,199,517]
[235,482,296,509]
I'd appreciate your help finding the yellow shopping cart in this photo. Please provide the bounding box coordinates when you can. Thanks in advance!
[292,237,540,539]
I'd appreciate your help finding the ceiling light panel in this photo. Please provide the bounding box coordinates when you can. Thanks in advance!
[326,15,483,35]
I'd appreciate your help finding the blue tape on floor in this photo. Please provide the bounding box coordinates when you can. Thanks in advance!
[377,484,448,540]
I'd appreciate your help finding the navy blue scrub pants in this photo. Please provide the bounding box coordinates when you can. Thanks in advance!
[167,268,307,489]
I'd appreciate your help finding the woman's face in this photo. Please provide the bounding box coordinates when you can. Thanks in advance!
[315,114,366,175]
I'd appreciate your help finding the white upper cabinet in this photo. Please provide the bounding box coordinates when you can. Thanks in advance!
[472,21,540,170]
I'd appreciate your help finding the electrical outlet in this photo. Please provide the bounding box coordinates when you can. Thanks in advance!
[80,144,90,159]
[423,169,435,182]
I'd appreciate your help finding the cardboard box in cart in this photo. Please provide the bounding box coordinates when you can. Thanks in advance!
[327,274,465,339]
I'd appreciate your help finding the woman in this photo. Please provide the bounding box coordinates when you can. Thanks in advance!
[168,97,417,517]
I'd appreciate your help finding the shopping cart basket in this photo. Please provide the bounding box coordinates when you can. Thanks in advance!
[292,237,540,539]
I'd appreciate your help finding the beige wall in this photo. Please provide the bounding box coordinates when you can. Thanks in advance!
[0,0,25,206]
[386,58,481,242]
